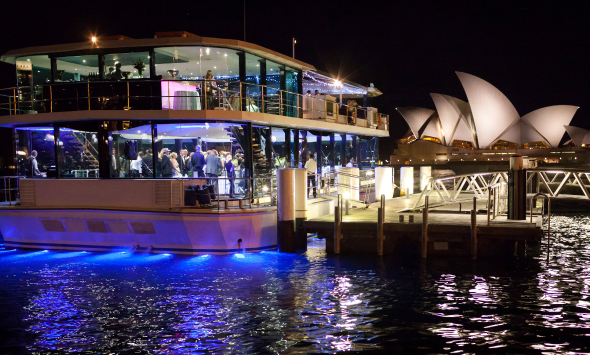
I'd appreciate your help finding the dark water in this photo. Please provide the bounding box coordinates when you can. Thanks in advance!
[1,215,590,354]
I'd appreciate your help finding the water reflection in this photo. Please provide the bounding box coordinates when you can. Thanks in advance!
[3,215,590,353]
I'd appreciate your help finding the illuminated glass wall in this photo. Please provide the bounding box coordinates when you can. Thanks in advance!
[57,127,99,178]
[103,52,151,80]
[55,55,99,82]
[14,127,55,177]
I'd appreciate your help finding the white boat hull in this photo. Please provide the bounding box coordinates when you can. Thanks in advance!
[0,209,277,255]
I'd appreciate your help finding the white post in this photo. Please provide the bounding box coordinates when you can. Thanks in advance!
[375,166,393,201]
[400,166,414,197]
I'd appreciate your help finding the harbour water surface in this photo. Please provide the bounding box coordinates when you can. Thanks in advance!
[1,215,590,354]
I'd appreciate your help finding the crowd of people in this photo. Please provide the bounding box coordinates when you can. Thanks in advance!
[110,146,244,197]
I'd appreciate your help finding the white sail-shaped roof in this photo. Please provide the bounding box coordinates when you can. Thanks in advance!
[497,121,521,144]
[396,107,436,139]
[496,120,547,146]
[564,125,588,146]
[430,93,476,146]
[520,121,547,144]
[452,118,475,144]
[520,105,578,147]
[421,115,443,141]
[456,72,520,149]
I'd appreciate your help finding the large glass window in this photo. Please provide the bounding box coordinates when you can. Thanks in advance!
[154,46,239,80]
[360,137,379,169]
[14,127,55,177]
[15,56,52,114]
[271,127,290,171]
[244,53,263,111]
[335,134,343,167]
[16,55,52,86]
[55,55,99,82]
[265,61,281,116]
[58,127,99,178]
[285,69,299,117]
[103,52,150,80]
[252,125,271,177]
[321,133,334,174]
[152,123,250,201]
[344,134,355,167]
[155,47,240,111]
[109,123,153,178]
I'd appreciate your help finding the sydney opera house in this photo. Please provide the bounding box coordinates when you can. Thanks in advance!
[393,72,589,166]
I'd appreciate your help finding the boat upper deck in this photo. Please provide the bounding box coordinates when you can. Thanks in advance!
[0,32,389,136]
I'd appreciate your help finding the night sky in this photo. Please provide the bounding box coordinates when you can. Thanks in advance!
[1,0,589,155]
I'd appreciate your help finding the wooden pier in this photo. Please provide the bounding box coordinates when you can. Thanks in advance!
[303,193,543,258]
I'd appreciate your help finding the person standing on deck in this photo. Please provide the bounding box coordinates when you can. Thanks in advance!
[305,153,317,198]
[191,146,205,178]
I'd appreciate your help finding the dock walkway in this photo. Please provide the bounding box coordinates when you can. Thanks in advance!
[304,193,543,257]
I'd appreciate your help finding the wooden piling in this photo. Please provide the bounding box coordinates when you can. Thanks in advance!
[471,210,477,260]
[334,205,341,254]
[377,195,385,255]
[377,207,383,255]
[421,196,429,258]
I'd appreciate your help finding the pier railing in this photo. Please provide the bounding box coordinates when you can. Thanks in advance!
[411,168,590,213]
[413,171,508,210]
[319,169,375,206]
[0,80,389,131]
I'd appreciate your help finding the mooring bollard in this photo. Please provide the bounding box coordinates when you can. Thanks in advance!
[471,203,478,260]
[422,196,429,259]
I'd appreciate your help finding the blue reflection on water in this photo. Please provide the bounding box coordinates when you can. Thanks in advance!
[3,215,590,353]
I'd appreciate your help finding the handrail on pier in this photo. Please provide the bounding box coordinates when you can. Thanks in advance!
[530,192,551,262]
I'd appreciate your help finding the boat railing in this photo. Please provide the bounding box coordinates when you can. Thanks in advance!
[0,176,20,206]
[0,80,389,131]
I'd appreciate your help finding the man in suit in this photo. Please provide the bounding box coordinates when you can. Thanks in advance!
[205,149,221,192]
[110,148,120,178]
[161,148,173,178]
[179,149,189,176]
[191,146,205,178]
[142,148,154,178]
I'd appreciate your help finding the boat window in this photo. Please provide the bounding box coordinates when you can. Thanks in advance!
[154,46,240,81]
[16,55,51,86]
[55,55,99,82]
[110,123,154,178]
[58,128,99,178]
[103,52,150,80]
[271,127,291,171]
[360,137,379,170]
[14,127,55,178]
[320,132,334,173]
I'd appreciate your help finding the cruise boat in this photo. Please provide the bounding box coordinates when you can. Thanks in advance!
[0,31,389,254]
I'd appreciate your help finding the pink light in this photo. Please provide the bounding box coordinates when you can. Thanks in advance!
[161,81,199,110]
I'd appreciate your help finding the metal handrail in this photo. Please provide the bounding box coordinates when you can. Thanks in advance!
[530,192,551,262]
[0,79,389,131]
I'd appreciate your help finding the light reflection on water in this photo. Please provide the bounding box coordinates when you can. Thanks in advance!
[3,217,590,353]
